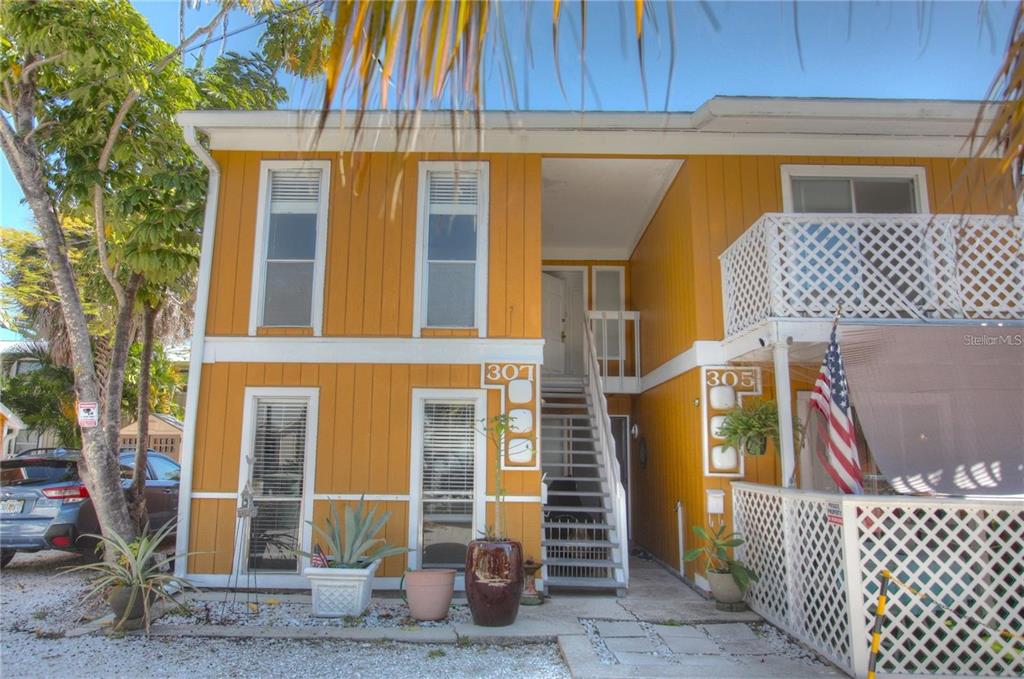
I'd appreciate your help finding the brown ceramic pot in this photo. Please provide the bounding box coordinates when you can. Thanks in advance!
[464,539,524,627]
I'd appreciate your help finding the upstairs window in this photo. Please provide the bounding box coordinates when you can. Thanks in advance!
[250,161,330,334]
[782,166,927,214]
[416,162,489,334]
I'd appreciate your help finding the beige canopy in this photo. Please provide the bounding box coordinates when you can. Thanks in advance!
[840,325,1023,497]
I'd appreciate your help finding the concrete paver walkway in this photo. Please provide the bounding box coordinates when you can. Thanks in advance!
[95,557,840,678]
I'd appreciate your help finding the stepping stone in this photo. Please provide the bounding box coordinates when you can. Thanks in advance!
[652,624,708,639]
[703,622,759,641]
[604,636,658,653]
[715,638,779,655]
[595,620,646,637]
[614,651,675,667]
[662,634,720,655]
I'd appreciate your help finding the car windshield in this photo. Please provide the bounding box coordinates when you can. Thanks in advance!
[0,460,80,486]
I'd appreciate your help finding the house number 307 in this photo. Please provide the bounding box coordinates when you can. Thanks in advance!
[486,364,535,382]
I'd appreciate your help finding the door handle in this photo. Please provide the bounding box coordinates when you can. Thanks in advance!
[161,488,174,494]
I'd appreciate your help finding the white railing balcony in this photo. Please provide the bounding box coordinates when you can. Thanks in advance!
[719,213,1024,338]
[586,310,641,394]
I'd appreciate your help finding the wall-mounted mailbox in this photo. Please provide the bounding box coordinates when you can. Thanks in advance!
[706,489,726,515]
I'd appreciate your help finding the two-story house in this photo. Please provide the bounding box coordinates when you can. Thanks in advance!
[174,97,1021,594]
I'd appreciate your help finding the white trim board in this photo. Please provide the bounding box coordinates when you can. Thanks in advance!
[202,336,544,365]
[412,161,490,338]
[248,160,332,336]
[175,126,221,578]
[178,97,1000,158]
[640,341,726,392]
[780,164,930,213]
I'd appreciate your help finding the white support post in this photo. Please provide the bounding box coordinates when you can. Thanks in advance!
[772,341,797,488]
[841,498,869,678]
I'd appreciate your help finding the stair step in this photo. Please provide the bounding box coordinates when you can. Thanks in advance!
[544,576,621,590]
[544,462,603,468]
[544,476,603,483]
[543,521,613,530]
[540,438,598,444]
[542,539,615,548]
[545,557,619,568]
[547,490,608,497]
[543,506,609,513]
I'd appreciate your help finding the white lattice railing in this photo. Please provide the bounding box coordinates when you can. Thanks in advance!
[586,310,641,393]
[733,483,1024,678]
[720,214,1024,337]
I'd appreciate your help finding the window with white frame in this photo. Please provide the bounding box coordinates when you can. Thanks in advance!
[782,165,927,214]
[240,391,317,574]
[416,162,489,332]
[592,266,625,359]
[251,161,330,332]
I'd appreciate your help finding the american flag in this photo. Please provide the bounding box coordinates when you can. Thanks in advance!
[809,323,865,494]
[311,544,331,568]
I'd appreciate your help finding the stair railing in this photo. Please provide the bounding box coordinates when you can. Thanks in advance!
[582,319,630,587]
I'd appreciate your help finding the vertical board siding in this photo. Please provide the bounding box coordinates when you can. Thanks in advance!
[188,362,540,575]
[205,152,542,338]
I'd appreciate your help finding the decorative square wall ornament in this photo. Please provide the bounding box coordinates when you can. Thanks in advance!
[700,366,763,478]
[481,363,541,470]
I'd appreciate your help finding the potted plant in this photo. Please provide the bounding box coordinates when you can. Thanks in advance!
[465,414,524,627]
[718,400,789,457]
[299,499,408,618]
[402,568,456,621]
[683,524,758,605]
[65,520,194,631]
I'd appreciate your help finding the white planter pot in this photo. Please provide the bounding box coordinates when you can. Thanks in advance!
[303,560,380,617]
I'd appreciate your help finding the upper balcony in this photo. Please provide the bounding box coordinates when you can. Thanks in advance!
[720,213,1024,340]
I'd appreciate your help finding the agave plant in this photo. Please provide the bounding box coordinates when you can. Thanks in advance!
[300,499,408,569]
[63,520,194,631]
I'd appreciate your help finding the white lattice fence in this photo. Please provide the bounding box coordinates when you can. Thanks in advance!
[733,483,1024,678]
[720,214,1024,337]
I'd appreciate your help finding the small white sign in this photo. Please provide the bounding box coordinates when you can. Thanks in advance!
[77,402,99,428]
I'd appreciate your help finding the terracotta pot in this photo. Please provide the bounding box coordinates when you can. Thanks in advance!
[706,570,744,604]
[464,539,524,627]
[404,568,456,621]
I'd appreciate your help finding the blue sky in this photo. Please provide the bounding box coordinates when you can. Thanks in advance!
[1,0,1018,233]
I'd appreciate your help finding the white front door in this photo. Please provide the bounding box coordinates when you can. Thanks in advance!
[542,273,567,375]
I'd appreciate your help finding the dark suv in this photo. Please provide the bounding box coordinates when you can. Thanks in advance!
[0,448,180,566]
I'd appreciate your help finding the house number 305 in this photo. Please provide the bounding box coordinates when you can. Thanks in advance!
[485,364,535,382]
[705,369,756,388]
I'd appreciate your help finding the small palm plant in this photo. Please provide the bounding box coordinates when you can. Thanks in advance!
[683,524,759,591]
[64,520,194,631]
[300,499,408,568]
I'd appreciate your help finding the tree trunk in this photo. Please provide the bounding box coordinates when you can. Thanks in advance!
[129,305,157,531]
[0,127,135,542]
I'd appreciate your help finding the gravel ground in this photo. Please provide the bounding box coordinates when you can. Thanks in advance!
[1,551,569,679]
[164,597,473,628]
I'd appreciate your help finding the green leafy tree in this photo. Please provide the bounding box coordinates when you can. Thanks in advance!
[0,0,309,541]
[0,346,80,449]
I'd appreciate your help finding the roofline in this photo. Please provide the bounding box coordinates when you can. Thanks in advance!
[177,95,996,158]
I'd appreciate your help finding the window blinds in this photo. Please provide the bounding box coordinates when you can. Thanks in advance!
[246,398,308,573]
[421,402,476,500]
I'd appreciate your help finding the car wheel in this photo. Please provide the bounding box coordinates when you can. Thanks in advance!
[0,550,16,568]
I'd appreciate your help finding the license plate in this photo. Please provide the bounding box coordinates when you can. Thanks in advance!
[0,499,24,514]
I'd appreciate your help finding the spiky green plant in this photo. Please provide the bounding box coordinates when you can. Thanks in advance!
[683,524,759,592]
[299,498,408,568]
[63,520,194,632]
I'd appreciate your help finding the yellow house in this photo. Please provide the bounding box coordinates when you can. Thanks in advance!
[174,97,1020,593]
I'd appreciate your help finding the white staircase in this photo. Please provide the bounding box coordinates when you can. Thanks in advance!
[541,323,629,593]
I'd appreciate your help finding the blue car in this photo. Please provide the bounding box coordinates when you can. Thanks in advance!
[0,448,180,566]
